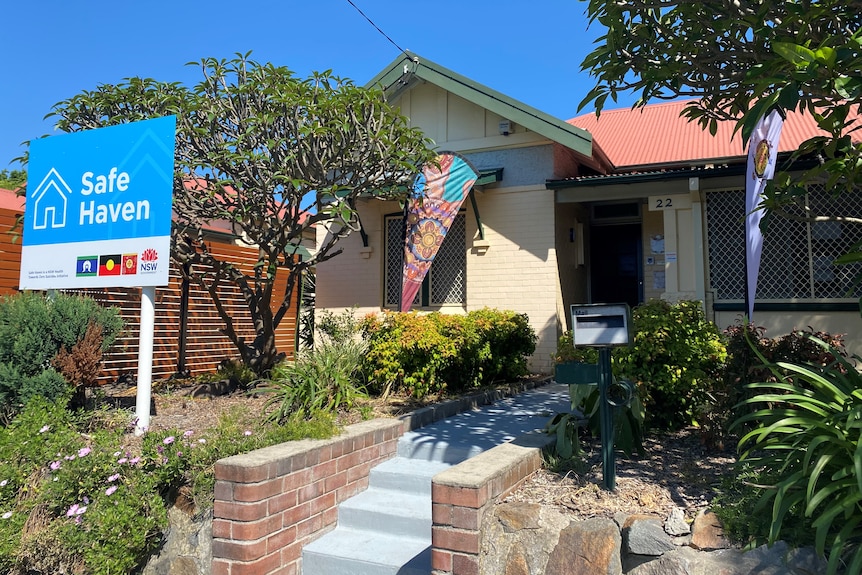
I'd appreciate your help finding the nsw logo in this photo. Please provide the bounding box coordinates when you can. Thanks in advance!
[140,248,159,273]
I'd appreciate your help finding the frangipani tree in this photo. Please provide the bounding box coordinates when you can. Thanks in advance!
[47,54,435,375]
[579,0,862,292]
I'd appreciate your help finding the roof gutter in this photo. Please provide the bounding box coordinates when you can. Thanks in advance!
[546,164,746,189]
[547,152,814,189]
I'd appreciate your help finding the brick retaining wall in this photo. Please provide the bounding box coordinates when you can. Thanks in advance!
[211,419,403,575]
[430,433,553,575]
[211,380,549,575]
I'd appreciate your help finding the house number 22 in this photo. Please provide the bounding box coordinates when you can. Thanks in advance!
[648,195,691,211]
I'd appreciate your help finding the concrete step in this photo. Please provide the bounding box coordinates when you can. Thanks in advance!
[337,486,431,539]
[301,384,572,575]
[369,457,451,496]
[302,528,430,575]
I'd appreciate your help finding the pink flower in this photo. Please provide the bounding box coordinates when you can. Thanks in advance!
[50,461,62,471]
[77,447,91,457]
[183,430,194,438]
[117,457,128,464]
[39,425,50,434]
[163,436,175,445]
[105,485,118,496]
[66,504,82,517]
[243,430,252,436]
[129,457,141,465]
[107,474,120,482]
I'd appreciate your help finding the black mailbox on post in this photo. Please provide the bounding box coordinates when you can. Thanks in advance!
[571,304,631,347]
[568,303,632,491]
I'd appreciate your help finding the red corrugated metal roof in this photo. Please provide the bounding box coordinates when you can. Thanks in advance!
[568,99,862,170]
[0,188,23,212]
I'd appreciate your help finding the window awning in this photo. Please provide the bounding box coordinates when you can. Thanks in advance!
[475,168,504,187]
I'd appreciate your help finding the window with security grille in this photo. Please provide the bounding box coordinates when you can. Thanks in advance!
[706,186,862,302]
[384,212,466,308]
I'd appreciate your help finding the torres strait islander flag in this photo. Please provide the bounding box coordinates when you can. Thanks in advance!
[745,109,784,321]
[400,153,479,312]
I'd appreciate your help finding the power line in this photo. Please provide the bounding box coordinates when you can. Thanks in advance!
[345,0,408,56]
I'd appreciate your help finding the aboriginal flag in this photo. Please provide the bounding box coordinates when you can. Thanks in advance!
[98,255,122,276]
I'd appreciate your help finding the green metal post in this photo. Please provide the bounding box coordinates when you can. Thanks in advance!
[598,347,615,490]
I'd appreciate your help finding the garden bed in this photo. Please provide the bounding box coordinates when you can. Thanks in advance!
[115,380,736,524]
[505,428,736,522]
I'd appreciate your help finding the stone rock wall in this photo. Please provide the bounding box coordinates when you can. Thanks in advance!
[481,503,826,575]
[141,507,212,575]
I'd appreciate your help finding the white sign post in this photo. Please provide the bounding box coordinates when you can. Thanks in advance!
[20,117,176,434]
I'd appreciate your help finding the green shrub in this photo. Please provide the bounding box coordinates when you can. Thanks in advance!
[260,339,368,421]
[361,311,456,397]
[701,323,848,449]
[0,396,339,573]
[552,331,599,364]
[0,293,123,418]
[614,299,726,431]
[360,309,537,398]
[732,334,861,574]
[712,462,812,551]
[466,308,536,382]
[317,306,362,344]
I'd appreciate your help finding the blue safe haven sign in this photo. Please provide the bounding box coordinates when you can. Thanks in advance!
[20,116,175,290]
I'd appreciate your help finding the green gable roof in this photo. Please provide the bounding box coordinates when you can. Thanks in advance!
[367,51,592,158]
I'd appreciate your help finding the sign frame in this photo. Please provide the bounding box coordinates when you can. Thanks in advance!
[19,116,175,290]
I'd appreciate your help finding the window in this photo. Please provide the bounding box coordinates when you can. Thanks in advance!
[384,211,466,308]
[706,185,862,302]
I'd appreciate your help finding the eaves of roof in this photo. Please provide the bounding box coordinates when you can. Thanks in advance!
[546,164,746,189]
[367,51,593,158]
[546,151,814,189]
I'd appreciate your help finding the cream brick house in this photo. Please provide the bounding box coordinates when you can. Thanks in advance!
[316,53,862,372]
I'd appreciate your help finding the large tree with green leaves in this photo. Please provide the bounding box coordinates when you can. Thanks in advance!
[579,0,862,273]
[0,170,26,190]
[43,54,435,375]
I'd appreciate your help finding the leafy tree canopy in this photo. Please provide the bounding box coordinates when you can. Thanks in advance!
[42,54,436,374]
[579,0,862,282]
[0,170,26,190]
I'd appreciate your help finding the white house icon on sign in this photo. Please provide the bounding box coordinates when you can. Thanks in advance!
[31,167,71,230]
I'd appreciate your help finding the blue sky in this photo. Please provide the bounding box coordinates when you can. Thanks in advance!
[1,0,634,171]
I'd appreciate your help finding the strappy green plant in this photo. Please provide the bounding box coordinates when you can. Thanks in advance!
[734,332,862,574]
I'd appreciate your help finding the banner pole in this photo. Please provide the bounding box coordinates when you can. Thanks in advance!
[399,200,409,312]
[135,285,156,435]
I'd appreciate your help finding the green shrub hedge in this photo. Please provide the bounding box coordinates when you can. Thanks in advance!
[613,299,727,431]
[361,309,536,398]
[0,293,123,419]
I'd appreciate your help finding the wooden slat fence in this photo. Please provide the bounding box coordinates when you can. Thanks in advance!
[0,204,298,384]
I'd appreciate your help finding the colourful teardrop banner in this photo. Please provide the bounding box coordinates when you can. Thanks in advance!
[400,153,479,311]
